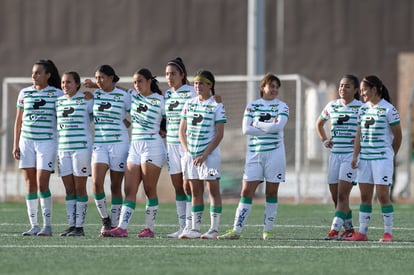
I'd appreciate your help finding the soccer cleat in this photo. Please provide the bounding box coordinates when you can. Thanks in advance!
[339,229,355,240]
[167,229,183,238]
[217,230,241,240]
[345,231,368,241]
[60,226,76,236]
[325,229,339,240]
[137,228,154,238]
[22,226,41,236]
[262,231,273,240]
[200,229,219,239]
[67,227,85,237]
[98,217,112,237]
[179,229,202,239]
[379,233,393,242]
[108,227,128,238]
[37,226,52,236]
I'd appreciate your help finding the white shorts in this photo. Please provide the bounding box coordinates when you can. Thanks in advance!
[327,153,357,184]
[243,147,286,183]
[92,143,129,172]
[181,148,221,180]
[127,137,167,168]
[57,149,92,177]
[357,158,394,186]
[167,143,185,175]
[19,139,57,171]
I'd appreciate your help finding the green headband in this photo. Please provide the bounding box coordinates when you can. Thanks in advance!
[194,75,212,85]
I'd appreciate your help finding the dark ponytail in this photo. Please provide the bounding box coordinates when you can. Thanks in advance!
[167,57,189,85]
[361,75,391,103]
[136,68,162,95]
[35,59,61,89]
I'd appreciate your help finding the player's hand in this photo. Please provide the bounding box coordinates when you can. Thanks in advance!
[323,139,333,148]
[84,79,98,89]
[12,147,20,160]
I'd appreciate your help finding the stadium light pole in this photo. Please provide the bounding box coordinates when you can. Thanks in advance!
[247,0,265,104]
[276,0,284,74]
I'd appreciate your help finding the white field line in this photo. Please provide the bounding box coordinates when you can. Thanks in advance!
[1,244,414,249]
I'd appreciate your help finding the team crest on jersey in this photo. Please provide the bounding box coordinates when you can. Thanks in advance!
[150,98,160,106]
[179,91,190,98]
[76,97,84,105]
[113,93,122,101]
[205,105,214,113]
[376,108,385,116]
[47,91,55,97]
[269,104,278,112]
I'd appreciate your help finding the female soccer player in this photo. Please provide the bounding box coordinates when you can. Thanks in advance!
[57,71,93,237]
[164,57,197,238]
[13,59,63,236]
[316,75,362,240]
[103,68,166,238]
[91,65,131,236]
[218,73,288,240]
[178,70,226,239]
[346,76,401,242]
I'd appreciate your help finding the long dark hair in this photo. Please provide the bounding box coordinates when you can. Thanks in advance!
[135,68,162,95]
[361,75,391,103]
[96,64,120,83]
[35,59,61,89]
[341,74,360,100]
[167,57,189,85]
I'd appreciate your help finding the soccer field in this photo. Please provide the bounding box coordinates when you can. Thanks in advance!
[1,201,414,275]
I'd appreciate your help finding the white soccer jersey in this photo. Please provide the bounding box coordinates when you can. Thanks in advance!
[93,87,131,144]
[320,99,362,154]
[130,90,165,141]
[358,99,400,160]
[181,96,227,156]
[243,98,289,153]
[16,85,64,141]
[56,92,93,151]
[164,84,197,145]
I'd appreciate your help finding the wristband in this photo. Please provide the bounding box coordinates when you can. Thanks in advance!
[323,139,330,147]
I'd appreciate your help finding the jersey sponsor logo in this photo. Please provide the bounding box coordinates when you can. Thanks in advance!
[33,99,46,109]
[259,113,271,122]
[168,100,179,111]
[364,117,375,128]
[337,114,350,125]
[62,107,75,117]
[137,103,148,113]
[192,114,203,125]
[98,102,111,111]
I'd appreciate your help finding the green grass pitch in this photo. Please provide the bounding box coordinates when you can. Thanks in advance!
[1,201,414,275]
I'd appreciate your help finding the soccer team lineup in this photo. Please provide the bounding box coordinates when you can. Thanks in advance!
[12,58,401,242]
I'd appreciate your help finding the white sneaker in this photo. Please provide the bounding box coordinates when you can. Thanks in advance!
[167,229,183,238]
[200,229,218,239]
[179,229,201,239]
